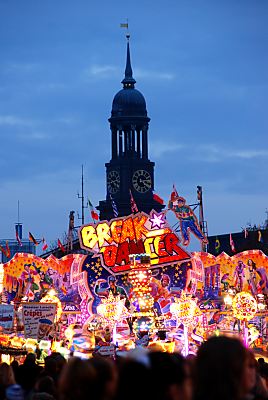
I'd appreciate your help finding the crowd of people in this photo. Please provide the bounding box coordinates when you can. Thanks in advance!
[0,336,268,400]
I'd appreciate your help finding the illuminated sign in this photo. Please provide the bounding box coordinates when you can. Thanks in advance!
[78,211,190,273]
[62,303,81,313]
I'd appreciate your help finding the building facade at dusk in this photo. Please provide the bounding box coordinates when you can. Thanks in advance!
[97,35,165,220]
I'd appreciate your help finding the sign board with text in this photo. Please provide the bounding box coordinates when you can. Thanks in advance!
[22,302,56,340]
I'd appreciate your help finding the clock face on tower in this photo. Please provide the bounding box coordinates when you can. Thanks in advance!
[107,170,120,194]
[132,169,152,193]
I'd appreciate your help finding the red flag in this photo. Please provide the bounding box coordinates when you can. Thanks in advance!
[129,189,138,213]
[5,241,11,258]
[16,230,22,246]
[57,239,65,253]
[88,198,99,222]
[91,210,99,221]
[42,238,48,251]
[153,193,164,205]
[29,232,38,245]
[170,184,179,202]
[230,234,236,253]
[0,244,7,257]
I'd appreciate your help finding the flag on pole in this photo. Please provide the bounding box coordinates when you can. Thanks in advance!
[57,239,65,253]
[120,23,129,28]
[153,192,164,205]
[197,186,202,201]
[29,232,38,245]
[215,237,220,254]
[129,189,138,214]
[230,234,236,253]
[91,210,99,221]
[5,241,11,258]
[258,230,263,243]
[88,198,99,221]
[16,230,22,246]
[110,194,119,218]
[170,184,179,201]
[244,228,248,238]
[0,244,7,257]
[0,241,11,258]
[42,238,48,251]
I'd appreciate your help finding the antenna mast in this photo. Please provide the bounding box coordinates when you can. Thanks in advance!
[15,200,23,240]
[77,165,85,225]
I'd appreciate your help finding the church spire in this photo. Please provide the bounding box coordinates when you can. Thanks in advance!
[121,34,136,88]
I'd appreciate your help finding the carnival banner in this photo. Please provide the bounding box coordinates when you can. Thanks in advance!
[0,304,14,331]
[22,302,56,340]
[79,210,191,274]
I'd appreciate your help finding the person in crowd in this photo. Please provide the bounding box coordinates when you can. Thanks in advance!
[245,349,268,400]
[17,353,43,399]
[58,357,97,400]
[258,358,266,367]
[115,349,151,400]
[38,352,66,389]
[5,384,24,400]
[193,335,265,400]
[38,356,57,383]
[148,351,192,400]
[49,353,66,385]
[10,360,20,386]
[31,376,56,400]
[89,356,118,400]
[258,361,268,392]
[0,363,17,400]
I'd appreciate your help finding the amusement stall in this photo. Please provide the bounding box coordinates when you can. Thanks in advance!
[0,209,268,361]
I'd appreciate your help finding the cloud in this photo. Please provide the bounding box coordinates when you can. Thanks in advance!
[4,62,40,73]
[191,144,268,162]
[54,117,77,125]
[135,68,175,81]
[150,140,185,157]
[84,64,175,81]
[37,83,67,91]
[229,149,268,159]
[17,131,49,140]
[85,65,119,78]
[172,66,265,103]
[0,115,34,127]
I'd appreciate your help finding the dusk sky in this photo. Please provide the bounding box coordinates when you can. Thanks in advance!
[0,0,267,252]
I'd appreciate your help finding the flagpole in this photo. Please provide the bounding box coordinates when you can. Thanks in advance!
[17,200,20,223]
[81,165,85,225]
[77,164,85,225]
[15,200,23,243]
[197,186,208,252]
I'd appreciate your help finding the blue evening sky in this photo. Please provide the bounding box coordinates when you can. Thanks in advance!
[0,0,267,251]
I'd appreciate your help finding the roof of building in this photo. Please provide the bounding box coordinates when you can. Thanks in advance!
[110,35,148,119]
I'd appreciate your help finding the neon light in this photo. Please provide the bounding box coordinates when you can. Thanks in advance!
[79,211,190,273]
[149,212,166,229]
[232,291,257,321]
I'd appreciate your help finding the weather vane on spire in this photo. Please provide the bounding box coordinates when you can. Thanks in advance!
[120,19,130,39]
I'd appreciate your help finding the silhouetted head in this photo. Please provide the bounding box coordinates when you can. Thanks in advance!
[193,336,251,400]
[149,351,192,400]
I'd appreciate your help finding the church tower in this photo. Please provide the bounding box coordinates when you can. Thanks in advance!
[97,35,165,220]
